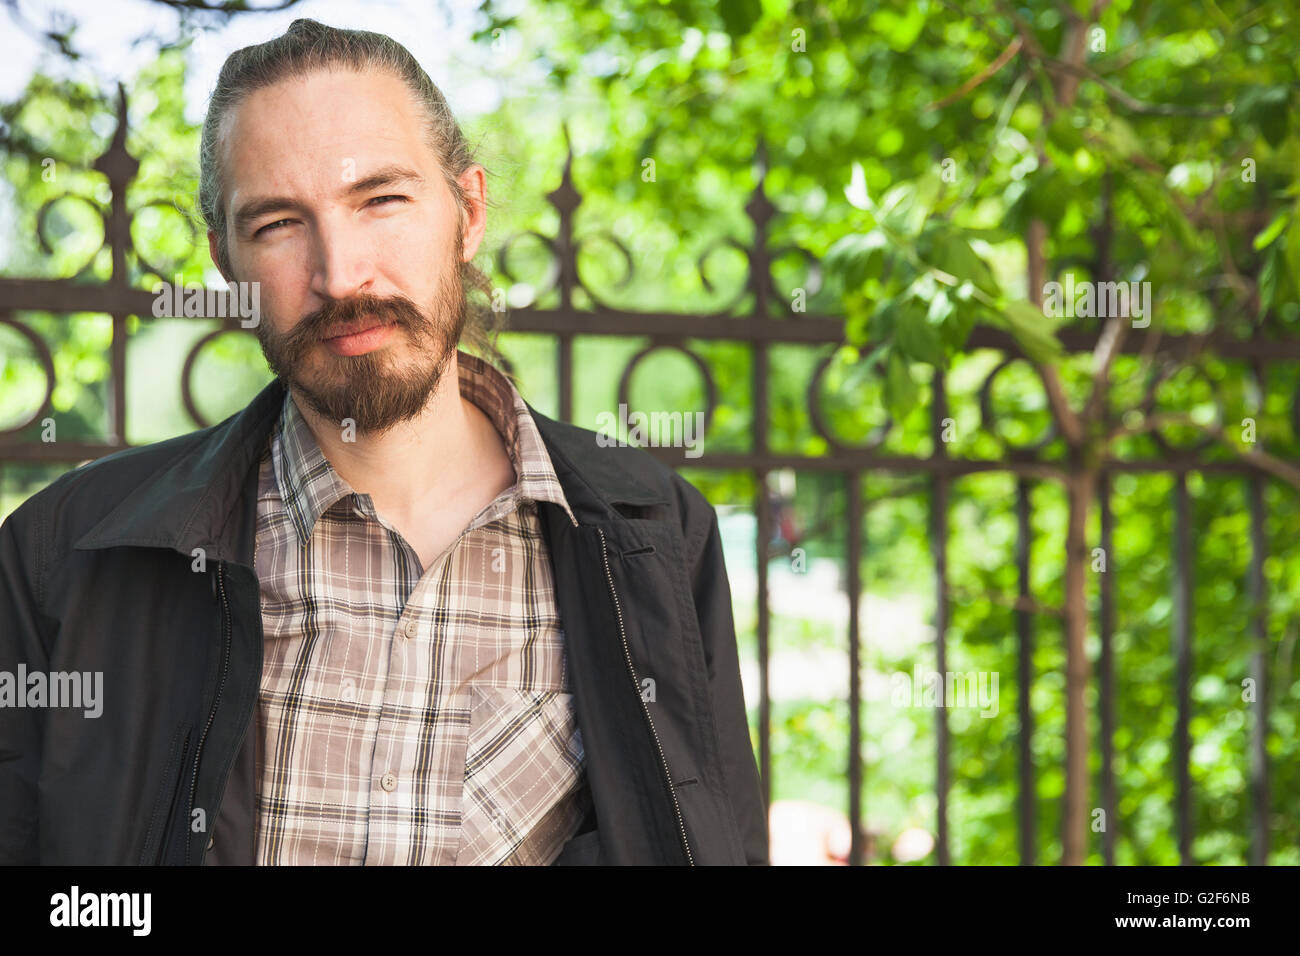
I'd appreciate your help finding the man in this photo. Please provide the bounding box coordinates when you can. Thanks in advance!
[0,18,768,865]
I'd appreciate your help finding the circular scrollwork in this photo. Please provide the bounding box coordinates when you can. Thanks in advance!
[1145,363,1223,456]
[977,357,1057,455]
[0,314,57,436]
[615,343,718,447]
[697,237,752,317]
[771,244,824,315]
[180,325,256,429]
[36,195,107,279]
[129,200,198,280]
[808,350,891,452]
[495,230,560,305]
[573,230,634,310]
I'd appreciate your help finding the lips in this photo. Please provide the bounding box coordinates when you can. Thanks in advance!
[319,318,397,357]
[323,316,389,340]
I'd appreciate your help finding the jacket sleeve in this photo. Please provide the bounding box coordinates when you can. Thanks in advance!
[0,500,47,865]
[682,487,770,865]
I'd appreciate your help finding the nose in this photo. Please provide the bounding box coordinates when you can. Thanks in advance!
[307,213,377,302]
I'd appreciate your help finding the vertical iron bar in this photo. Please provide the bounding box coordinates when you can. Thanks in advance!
[549,129,579,316]
[754,466,771,818]
[1015,476,1037,865]
[96,86,136,448]
[747,138,777,850]
[1247,469,1270,865]
[543,126,580,425]
[109,314,127,444]
[745,138,774,319]
[558,333,573,423]
[753,343,771,817]
[847,471,863,866]
[1246,359,1270,867]
[1172,472,1193,865]
[931,370,950,866]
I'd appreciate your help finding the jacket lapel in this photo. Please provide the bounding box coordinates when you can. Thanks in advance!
[72,377,287,563]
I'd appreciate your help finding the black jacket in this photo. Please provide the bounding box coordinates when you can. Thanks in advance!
[0,376,769,865]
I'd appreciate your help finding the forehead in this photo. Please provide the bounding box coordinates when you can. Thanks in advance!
[217,67,438,204]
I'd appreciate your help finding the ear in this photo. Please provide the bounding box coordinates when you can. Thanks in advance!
[208,230,233,284]
[455,164,487,262]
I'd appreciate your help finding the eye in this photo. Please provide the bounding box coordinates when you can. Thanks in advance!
[254,219,293,237]
[368,195,409,207]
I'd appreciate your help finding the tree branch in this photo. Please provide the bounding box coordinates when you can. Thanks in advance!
[1025,218,1086,445]
[926,36,1024,111]
[1040,58,1234,116]
[1082,314,1128,425]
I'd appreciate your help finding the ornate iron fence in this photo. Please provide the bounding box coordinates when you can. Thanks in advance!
[0,87,1288,865]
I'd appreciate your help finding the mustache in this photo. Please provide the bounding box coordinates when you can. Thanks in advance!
[278,293,429,356]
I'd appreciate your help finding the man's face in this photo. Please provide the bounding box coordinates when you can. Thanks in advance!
[211,68,484,434]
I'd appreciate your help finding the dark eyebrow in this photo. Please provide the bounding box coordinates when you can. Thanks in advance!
[346,164,425,195]
[232,165,426,235]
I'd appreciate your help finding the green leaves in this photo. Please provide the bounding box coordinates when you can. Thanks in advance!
[924,230,1001,298]
[1285,204,1300,296]
[878,171,941,238]
[1128,170,1198,250]
[884,348,918,421]
[1257,246,1278,321]
[990,300,1064,364]
[847,298,945,421]
[1236,84,1292,149]
[868,6,925,52]
[1046,115,1087,155]
[718,0,762,39]
[893,299,946,366]
[1011,167,1068,228]
[1097,116,1143,162]
[826,229,887,290]
[1254,211,1289,251]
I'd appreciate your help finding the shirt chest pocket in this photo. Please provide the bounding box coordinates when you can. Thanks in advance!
[453,687,587,865]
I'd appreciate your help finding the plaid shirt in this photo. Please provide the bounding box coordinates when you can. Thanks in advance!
[251,350,590,865]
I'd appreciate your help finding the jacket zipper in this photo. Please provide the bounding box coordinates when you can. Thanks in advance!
[595,526,694,866]
[148,727,191,864]
[186,559,234,865]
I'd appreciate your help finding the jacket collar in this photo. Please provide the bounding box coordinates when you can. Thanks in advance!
[74,371,670,561]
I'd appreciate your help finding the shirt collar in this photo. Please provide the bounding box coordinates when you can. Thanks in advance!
[273,349,579,546]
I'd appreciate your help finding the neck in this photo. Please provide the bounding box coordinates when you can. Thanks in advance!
[290,351,503,518]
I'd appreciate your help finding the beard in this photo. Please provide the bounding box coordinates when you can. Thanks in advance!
[256,253,468,436]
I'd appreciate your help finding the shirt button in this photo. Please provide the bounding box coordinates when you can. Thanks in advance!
[403,619,417,639]
[380,773,398,792]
